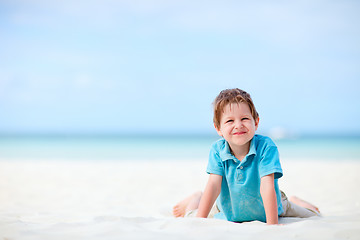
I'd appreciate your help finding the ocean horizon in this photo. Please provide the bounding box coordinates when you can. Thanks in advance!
[0,133,359,161]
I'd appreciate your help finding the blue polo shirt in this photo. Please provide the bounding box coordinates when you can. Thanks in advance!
[207,134,283,222]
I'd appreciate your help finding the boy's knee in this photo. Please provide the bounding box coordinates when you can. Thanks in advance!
[193,191,203,198]
[288,195,297,203]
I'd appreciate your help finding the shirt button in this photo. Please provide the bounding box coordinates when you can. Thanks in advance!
[240,166,243,170]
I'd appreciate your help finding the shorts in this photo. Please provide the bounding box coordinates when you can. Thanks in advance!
[280,190,320,218]
[185,190,320,219]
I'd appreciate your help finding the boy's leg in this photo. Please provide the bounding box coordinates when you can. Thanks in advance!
[288,196,320,214]
[280,191,321,218]
[173,191,202,217]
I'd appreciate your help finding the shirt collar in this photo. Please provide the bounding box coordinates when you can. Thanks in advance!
[220,135,257,162]
[248,135,257,156]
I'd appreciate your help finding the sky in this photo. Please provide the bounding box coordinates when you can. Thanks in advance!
[1,0,360,136]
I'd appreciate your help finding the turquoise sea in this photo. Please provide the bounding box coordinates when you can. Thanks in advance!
[0,135,359,161]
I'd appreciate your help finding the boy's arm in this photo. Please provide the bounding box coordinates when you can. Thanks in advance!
[196,173,222,218]
[260,173,278,225]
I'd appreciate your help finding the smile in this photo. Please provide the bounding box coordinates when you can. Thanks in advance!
[233,132,246,135]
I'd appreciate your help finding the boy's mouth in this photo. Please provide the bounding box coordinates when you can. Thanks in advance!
[233,131,246,135]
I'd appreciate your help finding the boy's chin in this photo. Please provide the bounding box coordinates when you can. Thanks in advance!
[229,136,253,145]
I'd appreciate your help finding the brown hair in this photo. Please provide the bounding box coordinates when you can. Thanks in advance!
[213,88,259,129]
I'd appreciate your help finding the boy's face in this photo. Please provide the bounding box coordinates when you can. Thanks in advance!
[215,102,259,150]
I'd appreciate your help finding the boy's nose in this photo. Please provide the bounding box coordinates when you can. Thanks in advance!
[234,120,243,129]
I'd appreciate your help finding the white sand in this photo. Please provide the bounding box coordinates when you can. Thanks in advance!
[0,157,360,239]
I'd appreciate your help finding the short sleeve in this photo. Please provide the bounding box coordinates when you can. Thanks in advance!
[259,146,283,179]
[206,145,224,176]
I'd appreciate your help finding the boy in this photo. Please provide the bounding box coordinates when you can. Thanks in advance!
[173,88,320,224]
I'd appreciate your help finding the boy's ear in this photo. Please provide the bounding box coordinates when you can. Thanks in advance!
[255,117,260,130]
[214,123,223,137]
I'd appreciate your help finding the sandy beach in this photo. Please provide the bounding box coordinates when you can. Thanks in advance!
[1,157,360,239]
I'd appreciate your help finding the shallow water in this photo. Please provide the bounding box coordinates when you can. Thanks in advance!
[0,134,359,161]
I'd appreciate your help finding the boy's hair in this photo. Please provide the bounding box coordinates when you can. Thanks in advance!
[213,88,259,129]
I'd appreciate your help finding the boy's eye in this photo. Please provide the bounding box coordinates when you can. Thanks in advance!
[225,120,233,123]
[242,118,249,121]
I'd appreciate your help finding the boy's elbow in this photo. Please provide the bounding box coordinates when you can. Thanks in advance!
[260,181,274,193]
[260,187,274,199]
